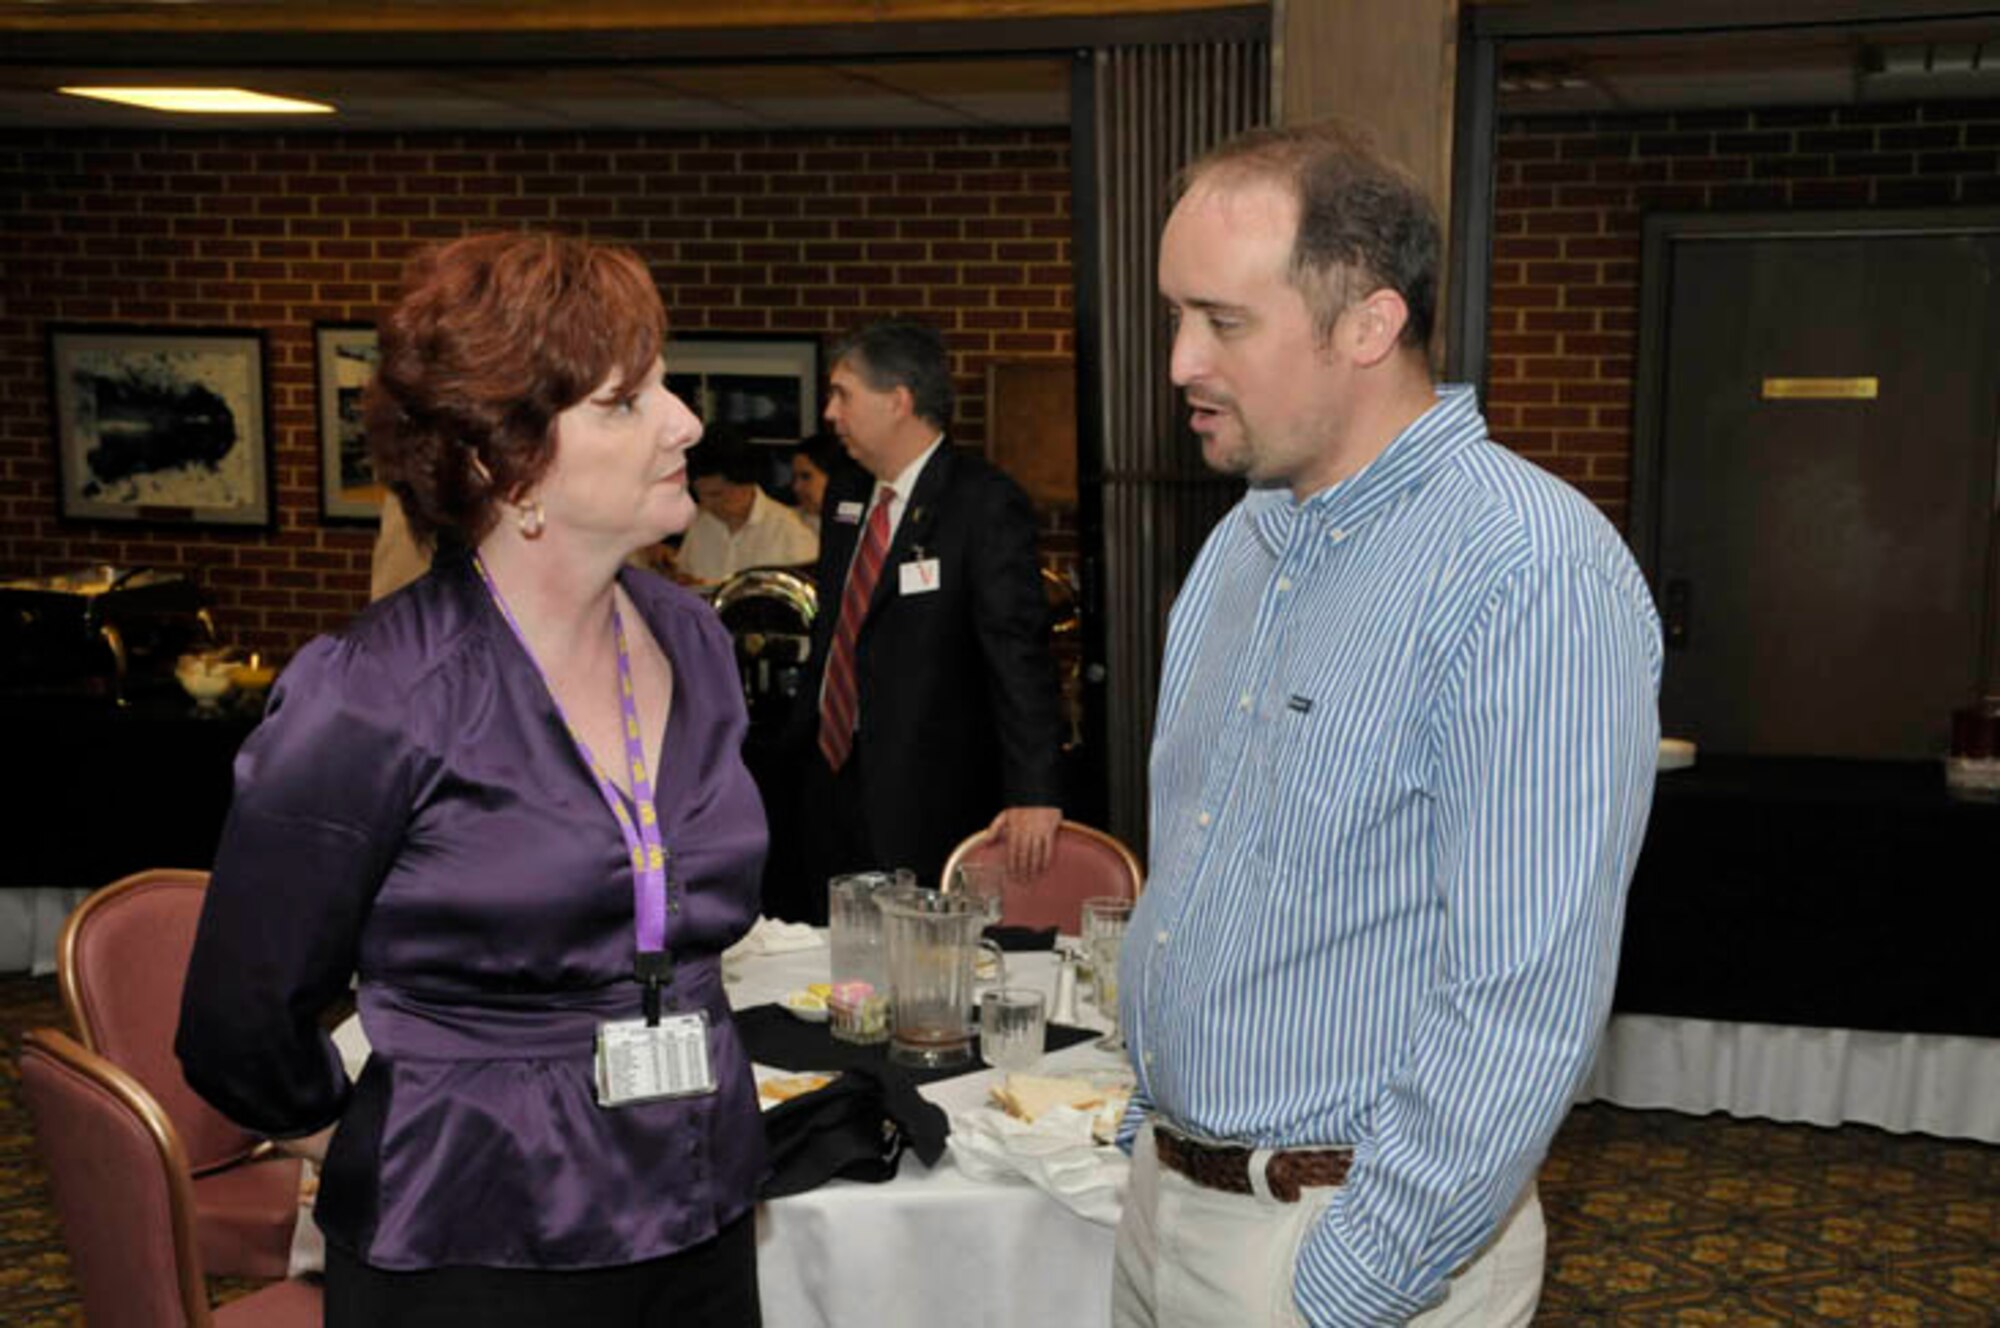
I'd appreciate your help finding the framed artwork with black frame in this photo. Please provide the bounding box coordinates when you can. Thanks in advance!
[49,324,273,529]
[665,334,820,446]
[314,321,384,524]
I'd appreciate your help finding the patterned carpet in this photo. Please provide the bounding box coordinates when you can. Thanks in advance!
[3,970,1995,1325]
[1538,1104,1999,1325]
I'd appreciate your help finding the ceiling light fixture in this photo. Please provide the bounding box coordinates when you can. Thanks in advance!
[57,87,335,114]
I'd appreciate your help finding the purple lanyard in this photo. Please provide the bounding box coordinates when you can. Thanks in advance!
[474,557,672,1019]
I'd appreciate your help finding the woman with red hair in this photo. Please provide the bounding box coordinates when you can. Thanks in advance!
[179,232,767,1325]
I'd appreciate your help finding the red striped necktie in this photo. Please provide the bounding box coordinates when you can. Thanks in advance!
[817,486,895,772]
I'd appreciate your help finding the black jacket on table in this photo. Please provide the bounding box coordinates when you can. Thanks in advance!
[791,440,1063,889]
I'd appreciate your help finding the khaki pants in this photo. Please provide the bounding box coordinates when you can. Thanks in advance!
[1112,1122,1544,1327]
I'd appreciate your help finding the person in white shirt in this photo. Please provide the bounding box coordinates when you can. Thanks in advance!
[674,426,818,585]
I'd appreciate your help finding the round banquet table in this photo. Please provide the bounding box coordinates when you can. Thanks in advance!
[732,938,1126,1328]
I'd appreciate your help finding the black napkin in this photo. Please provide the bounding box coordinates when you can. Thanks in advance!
[759,1063,948,1198]
[733,1004,1097,1087]
[984,924,1059,952]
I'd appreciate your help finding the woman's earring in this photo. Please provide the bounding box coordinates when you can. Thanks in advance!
[517,499,545,540]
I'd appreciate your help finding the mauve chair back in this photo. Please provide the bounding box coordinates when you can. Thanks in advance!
[20,1026,210,1328]
[59,868,260,1175]
[942,819,1144,935]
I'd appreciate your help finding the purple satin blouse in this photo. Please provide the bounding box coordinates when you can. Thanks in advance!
[176,551,769,1270]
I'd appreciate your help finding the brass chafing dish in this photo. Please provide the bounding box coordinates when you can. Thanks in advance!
[708,566,817,734]
[0,565,216,704]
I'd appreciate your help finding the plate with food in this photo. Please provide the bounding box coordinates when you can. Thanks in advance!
[781,984,832,1023]
[754,1069,837,1111]
[989,1072,1134,1144]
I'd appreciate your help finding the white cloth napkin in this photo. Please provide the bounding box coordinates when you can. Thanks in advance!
[724,916,824,960]
[947,1105,1129,1227]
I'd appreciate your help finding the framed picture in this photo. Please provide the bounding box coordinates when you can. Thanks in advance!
[314,322,384,523]
[49,325,272,528]
[665,334,819,445]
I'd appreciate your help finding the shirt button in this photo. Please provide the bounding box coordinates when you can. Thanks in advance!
[1155,931,1168,945]
[1237,692,1252,711]
[1144,1051,1156,1065]
[1196,811,1212,827]
[1276,576,1293,592]
[1328,527,1347,543]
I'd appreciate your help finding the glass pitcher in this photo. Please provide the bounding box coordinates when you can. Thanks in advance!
[878,886,1006,1069]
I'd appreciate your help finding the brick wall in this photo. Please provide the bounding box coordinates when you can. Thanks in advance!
[0,127,1073,661]
[1489,98,2000,532]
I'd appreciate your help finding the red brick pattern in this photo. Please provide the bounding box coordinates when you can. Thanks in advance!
[0,128,1073,660]
[1489,99,2000,531]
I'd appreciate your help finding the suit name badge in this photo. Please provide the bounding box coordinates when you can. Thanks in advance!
[899,557,942,595]
[834,500,865,525]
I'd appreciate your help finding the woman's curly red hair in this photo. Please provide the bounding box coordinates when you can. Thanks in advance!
[365,232,665,546]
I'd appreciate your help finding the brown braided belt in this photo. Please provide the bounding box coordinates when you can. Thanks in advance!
[1153,1124,1353,1204]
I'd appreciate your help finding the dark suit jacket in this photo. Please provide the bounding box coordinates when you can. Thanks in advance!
[793,441,1062,888]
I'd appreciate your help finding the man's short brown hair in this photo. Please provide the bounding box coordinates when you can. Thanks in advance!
[1176,121,1440,349]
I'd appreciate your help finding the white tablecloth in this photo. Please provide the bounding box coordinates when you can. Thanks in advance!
[0,887,89,975]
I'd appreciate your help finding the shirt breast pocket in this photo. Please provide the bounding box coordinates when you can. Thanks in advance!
[1255,691,1428,913]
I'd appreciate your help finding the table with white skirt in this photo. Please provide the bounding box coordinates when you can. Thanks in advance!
[307,938,1129,1328]
[1579,1014,2000,1141]
[1595,755,2000,1143]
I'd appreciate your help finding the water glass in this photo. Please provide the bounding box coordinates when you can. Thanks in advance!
[979,988,1048,1071]
[952,861,1006,925]
[1079,896,1133,1051]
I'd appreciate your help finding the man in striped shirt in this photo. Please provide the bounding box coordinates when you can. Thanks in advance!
[1113,123,1662,1327]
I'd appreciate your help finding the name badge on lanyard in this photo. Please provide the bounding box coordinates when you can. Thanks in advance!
[474,557,717,1109]
[596,1011,716,1105]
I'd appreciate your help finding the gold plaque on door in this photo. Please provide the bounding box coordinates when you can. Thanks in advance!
[1761,377,1879,400]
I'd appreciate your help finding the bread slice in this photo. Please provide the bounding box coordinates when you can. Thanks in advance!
[758,1072,834,1104]
[991,1073,1109,1122]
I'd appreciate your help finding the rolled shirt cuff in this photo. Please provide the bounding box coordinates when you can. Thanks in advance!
[1292,1194,1438,1327]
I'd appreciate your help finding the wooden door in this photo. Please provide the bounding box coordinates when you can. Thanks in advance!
[1634,212,2000,759]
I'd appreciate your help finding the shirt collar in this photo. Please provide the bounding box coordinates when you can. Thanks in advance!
[879,433,946,505]
[1249,384,1484,552]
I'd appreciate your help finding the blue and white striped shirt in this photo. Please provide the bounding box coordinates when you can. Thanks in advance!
[1120,385,1661,1325]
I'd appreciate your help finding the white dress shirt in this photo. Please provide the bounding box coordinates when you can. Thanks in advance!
[677,487,819,584]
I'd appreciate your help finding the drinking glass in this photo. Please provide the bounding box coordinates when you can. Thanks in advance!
[826,869,912,1044]
[952,861,1006,926]
[979,988,1047,1071]
[1079,896,1133,1051]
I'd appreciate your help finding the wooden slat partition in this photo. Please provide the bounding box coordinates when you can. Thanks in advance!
[1086,40,1269,851]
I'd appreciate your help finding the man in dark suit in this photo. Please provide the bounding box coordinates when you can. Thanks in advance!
[783,321,1063,922]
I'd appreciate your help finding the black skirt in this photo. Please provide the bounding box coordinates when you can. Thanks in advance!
[323,1212,760,1328]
